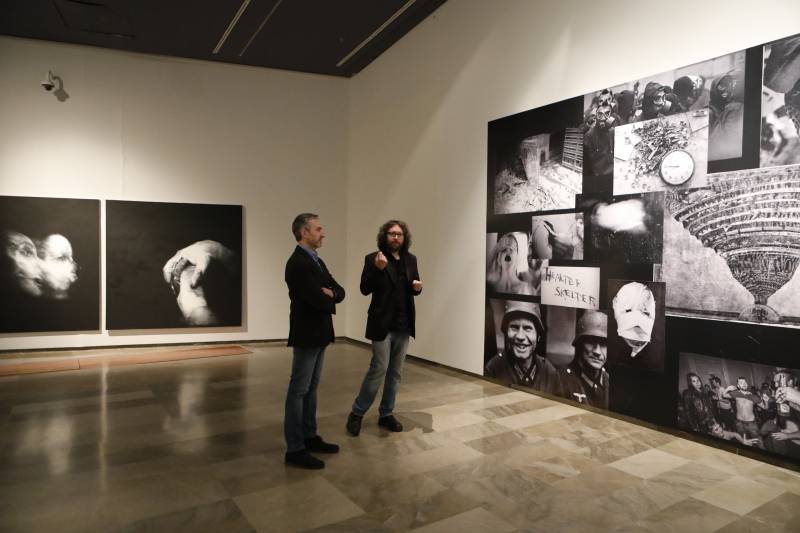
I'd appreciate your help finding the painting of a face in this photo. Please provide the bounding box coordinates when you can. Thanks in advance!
[4,231,43,297]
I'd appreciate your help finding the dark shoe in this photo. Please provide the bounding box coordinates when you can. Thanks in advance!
[346,412,363,437]
[378,414,403,432]
[285,450,325,470]
[305,435,339,454]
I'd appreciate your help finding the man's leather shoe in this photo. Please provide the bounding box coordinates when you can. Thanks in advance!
[285,450,324,470]
[305,435,339,454]
[378,414,403,432]
[346,412,363,436]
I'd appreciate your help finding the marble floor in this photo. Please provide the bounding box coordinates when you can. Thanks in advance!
[1,342,799,532]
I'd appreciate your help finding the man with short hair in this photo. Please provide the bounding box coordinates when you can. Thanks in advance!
[723,377,767,447]
[485,300,560,393]
[559,310,609,409]
[346,220,422,436]
[284,213,345,469]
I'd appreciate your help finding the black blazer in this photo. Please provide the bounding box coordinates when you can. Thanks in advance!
[360,250,421,341]
[285,246,345,348]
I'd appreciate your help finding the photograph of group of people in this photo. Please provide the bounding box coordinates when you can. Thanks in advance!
[679,352,800,459]
[486,32,800,464]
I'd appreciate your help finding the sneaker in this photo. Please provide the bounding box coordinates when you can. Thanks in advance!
[305,435,339,454]
[378,414,403,432]
[285,449,325,470]
[346,412,363,437]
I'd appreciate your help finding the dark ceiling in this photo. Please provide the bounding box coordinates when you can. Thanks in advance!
[0,0,447,77]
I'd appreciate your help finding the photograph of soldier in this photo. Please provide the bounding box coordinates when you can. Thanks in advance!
[557,310,609,409]
[485,299,561,394]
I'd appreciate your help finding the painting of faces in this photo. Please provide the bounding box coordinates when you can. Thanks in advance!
[0,195,100,333]
[106,200,242,329]
[678,352,800,461]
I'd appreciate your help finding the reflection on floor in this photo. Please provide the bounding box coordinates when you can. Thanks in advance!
[1,341,799,532]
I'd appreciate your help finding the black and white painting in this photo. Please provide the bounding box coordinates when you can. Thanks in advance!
[107,200,242,329]
[486,232,544,296]
[762,33,800,168]
[583,191,665,264]
[664,165,800,326]
[0,195,100,333]
[490,98,584,214]
[678,351,800,461]
[607,279,666,373]
[531,212,584,260]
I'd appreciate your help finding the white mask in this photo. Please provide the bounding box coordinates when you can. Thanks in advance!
[612,282,655,357]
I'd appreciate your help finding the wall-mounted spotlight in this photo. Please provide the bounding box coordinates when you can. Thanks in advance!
[41,70,55,91]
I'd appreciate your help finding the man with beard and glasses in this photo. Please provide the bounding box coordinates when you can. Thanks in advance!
[485,300,560,393]
[346,220,422,437]
[558,310,609,409]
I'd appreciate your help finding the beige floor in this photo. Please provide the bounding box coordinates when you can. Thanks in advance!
[1,341,799,532]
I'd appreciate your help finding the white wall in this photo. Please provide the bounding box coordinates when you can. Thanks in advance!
[344,0,800,374]
[0,36,349,350]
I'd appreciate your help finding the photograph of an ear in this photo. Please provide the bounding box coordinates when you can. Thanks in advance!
[0,195,100,333]
[106,200,242,330]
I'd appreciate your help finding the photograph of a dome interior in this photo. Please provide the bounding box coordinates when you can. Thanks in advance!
[3,1,800,531]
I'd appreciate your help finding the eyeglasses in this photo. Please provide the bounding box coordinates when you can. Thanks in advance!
[387,231,404,237]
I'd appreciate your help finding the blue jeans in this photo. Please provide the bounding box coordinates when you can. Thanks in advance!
[352,331,410,418]
[284,345,326,452]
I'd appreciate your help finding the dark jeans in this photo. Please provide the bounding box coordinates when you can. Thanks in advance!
[352,331,410,418]
[284,345,326,453]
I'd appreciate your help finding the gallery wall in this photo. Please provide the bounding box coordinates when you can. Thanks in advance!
[345,0,800,374]
[0,36,349,350]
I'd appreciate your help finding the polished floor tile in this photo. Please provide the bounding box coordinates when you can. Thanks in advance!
[1,341,800,532]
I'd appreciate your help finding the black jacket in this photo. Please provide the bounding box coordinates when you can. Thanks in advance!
[285,246,345,348]
[361,250,421,341]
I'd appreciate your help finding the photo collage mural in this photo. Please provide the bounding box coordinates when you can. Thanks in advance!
[485,33,800,464]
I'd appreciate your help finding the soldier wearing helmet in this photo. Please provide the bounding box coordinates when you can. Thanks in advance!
[559,310,609,409]
[485,300,560,392]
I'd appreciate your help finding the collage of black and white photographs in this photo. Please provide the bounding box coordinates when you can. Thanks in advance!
[486,32,800,464]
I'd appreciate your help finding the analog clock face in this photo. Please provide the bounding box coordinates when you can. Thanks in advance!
[659,149,695,185]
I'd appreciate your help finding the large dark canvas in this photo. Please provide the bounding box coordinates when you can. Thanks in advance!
[107,200,242,330]
[0,195,100,333]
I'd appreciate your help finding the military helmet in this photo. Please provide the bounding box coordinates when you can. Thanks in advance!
[572,310,607,346]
